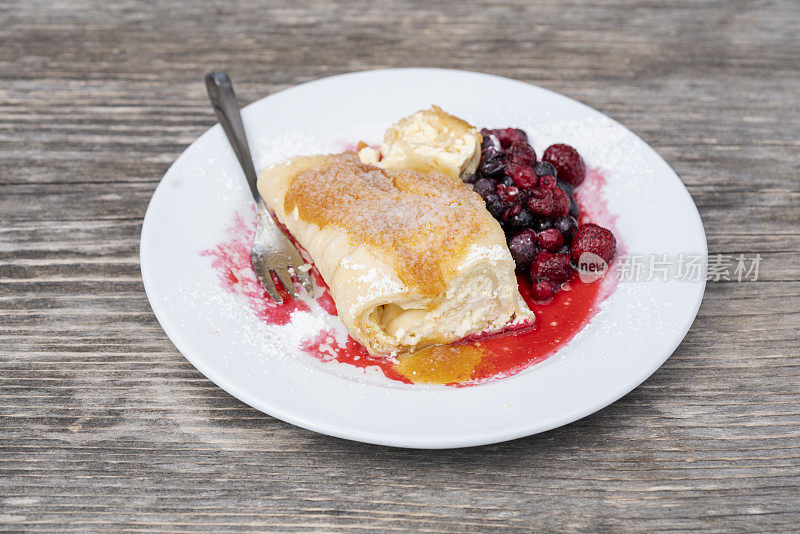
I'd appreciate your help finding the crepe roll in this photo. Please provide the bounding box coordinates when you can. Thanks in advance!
[257,152,533,356]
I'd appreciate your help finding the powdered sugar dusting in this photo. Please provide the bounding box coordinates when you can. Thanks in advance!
[201,211,311,325]
[459,243,510,270]
[342,258,405,309]
[284,153,491,297]
[199,208,415,386]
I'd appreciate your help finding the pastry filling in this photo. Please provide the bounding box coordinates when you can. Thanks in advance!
[358,105,482,181]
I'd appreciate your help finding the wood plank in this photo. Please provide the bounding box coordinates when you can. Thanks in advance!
[1,0,798,531]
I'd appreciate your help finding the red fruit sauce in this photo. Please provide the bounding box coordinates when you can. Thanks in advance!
[201,167,618,387]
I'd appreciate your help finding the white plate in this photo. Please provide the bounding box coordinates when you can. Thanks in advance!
[140,68,706,448]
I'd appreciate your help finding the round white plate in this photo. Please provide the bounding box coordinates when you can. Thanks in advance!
[141,68,706,448]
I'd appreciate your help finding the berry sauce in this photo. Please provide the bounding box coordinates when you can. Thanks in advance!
[201,167,617,387]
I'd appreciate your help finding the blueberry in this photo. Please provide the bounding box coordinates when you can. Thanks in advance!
[513,128,529,144]
[484,193,505,219]
[481,145,503,161]
[481,133,501,151]
[505,141,536,166]
[500,175,514,187]
[479,157,506,177]
[537,228,564,252]
[508,208,534,230]
[533,218,554,232]
[473,177,496,198]
[569,196,580,219]
[508,230,539,270]
[556,179,574,196]
[533,161,557,179]
[557,245,571,255]
[554,215,578,241]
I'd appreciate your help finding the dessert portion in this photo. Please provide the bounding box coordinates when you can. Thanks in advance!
[205,107,621,385]
[257,152,533,356]
[358,106,482,181]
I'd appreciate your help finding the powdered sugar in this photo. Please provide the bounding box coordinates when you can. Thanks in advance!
[342,258,405,309]
[283,153,492,297]
[459,243,511,271]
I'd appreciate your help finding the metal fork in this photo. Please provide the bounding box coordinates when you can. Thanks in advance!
[205,71,313,304]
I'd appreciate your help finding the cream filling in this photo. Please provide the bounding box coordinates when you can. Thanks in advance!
[356,258,530,352]
[359,105,482,180]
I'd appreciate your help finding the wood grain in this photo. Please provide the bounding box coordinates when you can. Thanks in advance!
[1,0,799,531]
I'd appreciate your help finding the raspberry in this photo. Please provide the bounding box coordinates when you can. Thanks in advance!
[496,184,520,203]
[482,127,528,148]
[506,141,536,165]
[501,202,522,222]
[570,223,616,265]
[530,252,572,285]
[512,166,538,189]
[537,228,564,252]
[526,185,570,219]
[504,142,537,178]
[543,144,586,186]
[531,279,554,301]
[508,229,539,270]
[538,175,556,189]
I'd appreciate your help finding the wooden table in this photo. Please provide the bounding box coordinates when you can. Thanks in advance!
[2,1,798,531]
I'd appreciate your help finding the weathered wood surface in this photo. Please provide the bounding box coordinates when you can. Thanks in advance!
[1,0,799,531]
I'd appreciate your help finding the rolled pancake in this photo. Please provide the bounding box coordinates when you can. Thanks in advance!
[257,152,534,355]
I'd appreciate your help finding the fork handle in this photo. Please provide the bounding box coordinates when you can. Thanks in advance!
[205,71,261,202]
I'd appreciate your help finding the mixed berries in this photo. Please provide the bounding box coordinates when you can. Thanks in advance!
[471,128,617,301]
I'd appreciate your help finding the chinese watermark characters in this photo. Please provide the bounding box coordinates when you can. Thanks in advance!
[607,253,762,283]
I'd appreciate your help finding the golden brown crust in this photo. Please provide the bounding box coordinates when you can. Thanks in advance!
[283,153,491,297]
